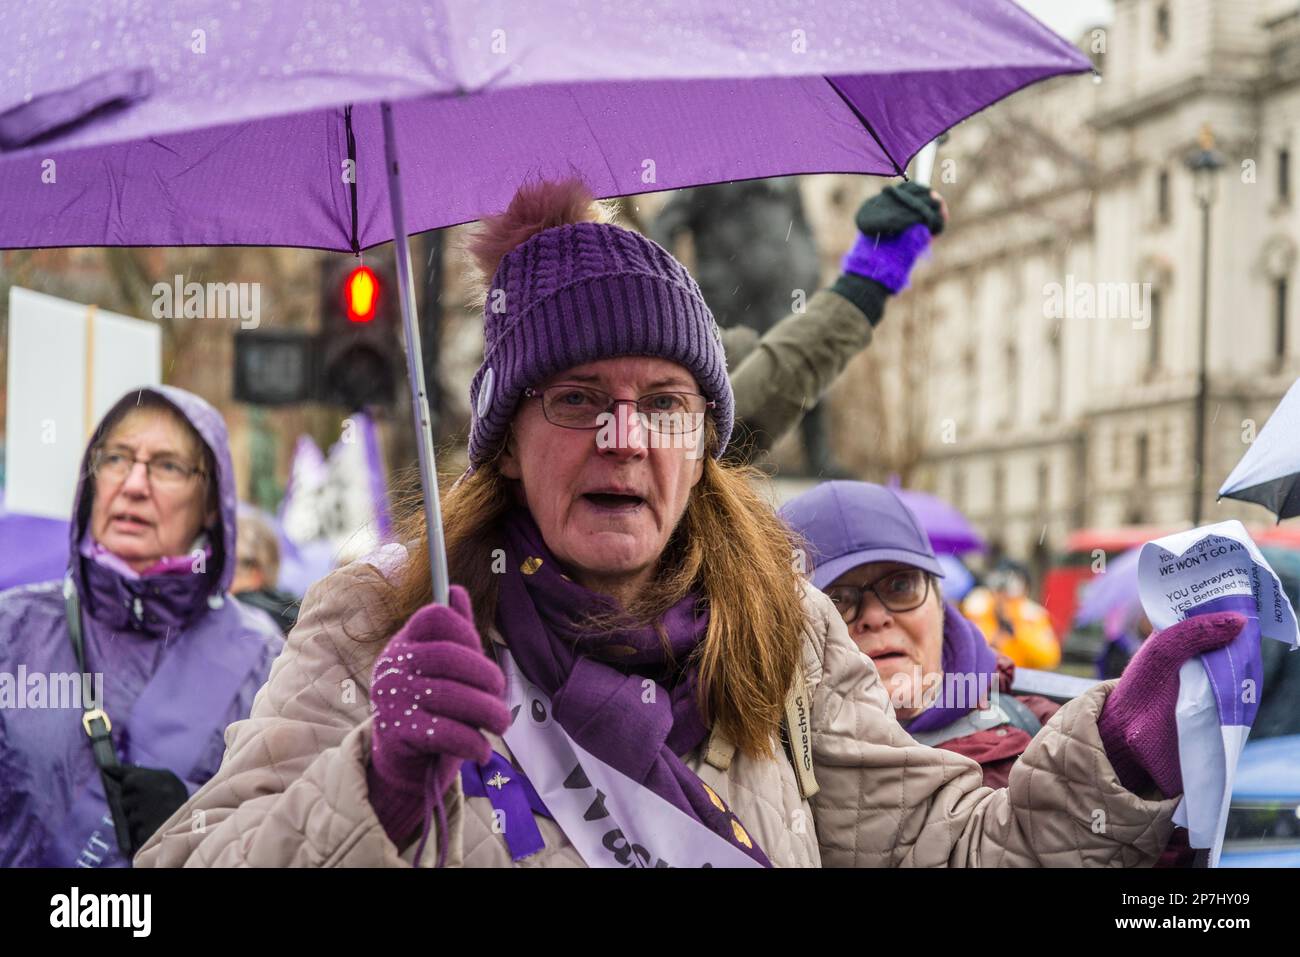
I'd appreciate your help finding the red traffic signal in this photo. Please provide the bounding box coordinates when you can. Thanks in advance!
[343,265,380,323]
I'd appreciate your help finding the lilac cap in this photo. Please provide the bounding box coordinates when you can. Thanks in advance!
[779,480,944,589]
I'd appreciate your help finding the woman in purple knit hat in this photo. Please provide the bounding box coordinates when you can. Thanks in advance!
[140,178,1243,869]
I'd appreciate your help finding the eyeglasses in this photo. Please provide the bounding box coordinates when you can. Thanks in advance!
[522,384,714,435]
[92,446,206,488]
[824,569,931,624]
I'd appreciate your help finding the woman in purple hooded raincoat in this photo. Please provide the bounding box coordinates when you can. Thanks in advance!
[0,385,283,867]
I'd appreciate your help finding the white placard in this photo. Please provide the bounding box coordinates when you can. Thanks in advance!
[5,287,161,519]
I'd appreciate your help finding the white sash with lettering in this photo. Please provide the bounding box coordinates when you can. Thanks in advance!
[500,650,761,868]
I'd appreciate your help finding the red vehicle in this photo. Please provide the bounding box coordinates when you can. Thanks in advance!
[1041,527,1173,636]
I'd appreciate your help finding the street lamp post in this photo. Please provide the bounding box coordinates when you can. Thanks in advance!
[1185,125,1224,525]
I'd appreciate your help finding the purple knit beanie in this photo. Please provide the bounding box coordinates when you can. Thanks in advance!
[467,220,734,466]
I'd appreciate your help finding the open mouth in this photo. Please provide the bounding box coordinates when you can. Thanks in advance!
[581,492,646,512]
[111,513,153,529]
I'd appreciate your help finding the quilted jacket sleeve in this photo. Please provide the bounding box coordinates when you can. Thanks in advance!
[801,587,1180,867]
[134,561,425,867]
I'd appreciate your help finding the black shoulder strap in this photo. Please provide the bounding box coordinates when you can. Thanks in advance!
[996,693,1043,737]
[64,575,134,856]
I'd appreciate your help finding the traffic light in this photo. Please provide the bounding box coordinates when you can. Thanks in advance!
[343,265,379,323]
[232,254,402,410]
[232,329,318,406]
[319,256,399,410]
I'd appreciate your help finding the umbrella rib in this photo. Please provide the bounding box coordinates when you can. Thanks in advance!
[344,104,360,256]
[821,76,906,180]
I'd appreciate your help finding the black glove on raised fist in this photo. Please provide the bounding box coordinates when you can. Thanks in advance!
[854,181,946,238]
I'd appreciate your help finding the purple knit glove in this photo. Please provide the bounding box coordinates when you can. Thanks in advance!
[366,585,511,859]
[1097,612,1247,799]
[840,222,932,294]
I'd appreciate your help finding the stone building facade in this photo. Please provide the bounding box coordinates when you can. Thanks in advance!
[788,0,1300,580]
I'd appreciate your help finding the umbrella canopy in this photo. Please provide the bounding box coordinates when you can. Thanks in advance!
[0,489,69,591]
[1073,545,1140,631]
[1,0,1091,250]
[935,553,975,601]
[2,0,1090,604]
[1220,377,1300,519]
[891,487,986,555]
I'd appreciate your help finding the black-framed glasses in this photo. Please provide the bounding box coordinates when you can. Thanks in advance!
[824,569,931,624]
[91,445,206,488]
[522,384,714,435]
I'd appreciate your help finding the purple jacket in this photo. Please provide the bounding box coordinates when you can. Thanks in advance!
[0,385,283,867]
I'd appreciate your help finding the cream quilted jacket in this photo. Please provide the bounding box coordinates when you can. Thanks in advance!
[136,557,1179,868]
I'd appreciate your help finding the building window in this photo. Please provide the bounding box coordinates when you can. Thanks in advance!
[952,469,965,511]
[1044,327,1062,422]
[1037,461,1050,507]
[1006,262,1024,306]
[1280,147,1292,204]
[993,463,1005,514]
[1004,342,1018,427]
[962,346,977,430]
[1155,2,1171,49]
[1136,434,1149,484]
[1276,277,1289,362]
[1156,168,1171,225]
[1148,287,1163,370]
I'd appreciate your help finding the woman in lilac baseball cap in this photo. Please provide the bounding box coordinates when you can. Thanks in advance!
[141,178,1235,870]
[779,480,1062,788]
[782,479,1235,864]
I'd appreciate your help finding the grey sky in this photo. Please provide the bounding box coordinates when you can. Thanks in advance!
[1016,0,1114,41]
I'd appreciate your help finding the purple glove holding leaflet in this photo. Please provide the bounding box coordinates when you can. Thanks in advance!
[1097,612,1247,799]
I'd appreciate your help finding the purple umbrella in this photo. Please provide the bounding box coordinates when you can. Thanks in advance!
[1,0,1091,602]
[935,553,976,600]
[1074,546,1141,632]
[890,486,986,555]
[0,490,70,591]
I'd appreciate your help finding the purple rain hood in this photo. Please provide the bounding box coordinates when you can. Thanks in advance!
[0,385,282,868]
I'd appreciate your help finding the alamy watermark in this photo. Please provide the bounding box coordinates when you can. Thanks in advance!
[152,275,261,329]
[50,886,151,937]
[594,410,706,460]
[0,668,105,710]
[884,666,1000,715]
[1043,274,1152,329]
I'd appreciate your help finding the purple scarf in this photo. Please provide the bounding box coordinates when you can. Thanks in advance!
[78,531,217,639]
[496,508,770,867]
[902,603,999,735]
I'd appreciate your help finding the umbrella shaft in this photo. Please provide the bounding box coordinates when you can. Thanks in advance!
[913,141,938,186]
[382,102,450,607]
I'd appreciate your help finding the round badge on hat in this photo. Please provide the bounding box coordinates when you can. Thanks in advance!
[476,366,495,418]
